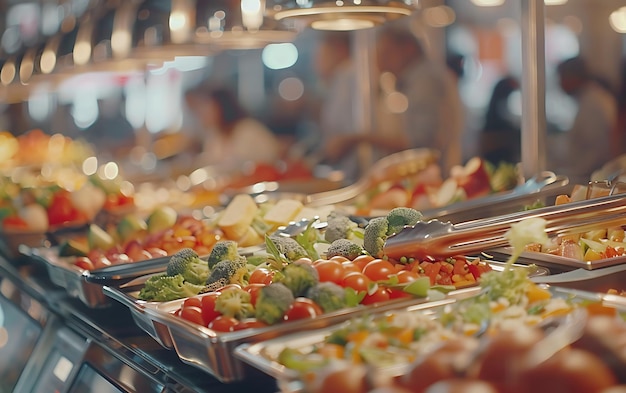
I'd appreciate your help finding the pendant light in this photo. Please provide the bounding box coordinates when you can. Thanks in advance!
[266,0,418,31]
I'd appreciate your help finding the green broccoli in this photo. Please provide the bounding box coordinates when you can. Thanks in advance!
[255,282,295,324]
[326,239,365,261]
[214,286,255,319]
[306,282,346,313]
[204,259,248,292]
[207,240,244,269]
[363,216,389,258]
[324,213,360,243]
[138,274,205,302]
[269,235,309,262]
[275,260,319,297]
[165,248,209,285]
[386,207,422,236]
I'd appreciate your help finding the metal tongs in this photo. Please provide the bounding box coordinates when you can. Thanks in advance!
[384,193,626,260]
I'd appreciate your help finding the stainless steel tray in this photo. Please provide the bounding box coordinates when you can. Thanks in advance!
[102,261,547,383]
[19,245,172,308]
[491,247,626,270]
[234,285,626,384]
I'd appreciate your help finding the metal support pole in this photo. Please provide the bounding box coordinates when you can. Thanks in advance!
[353,29,375,174]
[520,0,547,179]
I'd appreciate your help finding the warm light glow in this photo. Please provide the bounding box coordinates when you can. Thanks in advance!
[470,0,505,6]
[241,0,264,30]
[273,6,412,20]
[19,52,34,82]
[111,29,131,58]
[423,6,455,28]
[544,0,567,5]
[386,91,408,113]
[82,156,98,175]
[103,162,119,179]
[311,18,375,30]
[278,77,304,101]
[41,47,56,74]
[610,7,626,33]
[0,59,16,85]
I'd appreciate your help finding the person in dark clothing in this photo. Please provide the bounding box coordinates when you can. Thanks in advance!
[480,76,521,165]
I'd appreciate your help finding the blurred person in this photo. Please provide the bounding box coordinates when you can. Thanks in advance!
[324,25,465,176]
[83,95,136,158]
[312,31,362,180]
[554,56,618,183]
[479,76,521,165]
[185,85,281,173]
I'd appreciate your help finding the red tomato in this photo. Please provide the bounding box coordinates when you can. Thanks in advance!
[234,318,268,331]
[283,298,324,322]
[90,255,112,269]
[243,283,265,306]
[294,257,313,265]
[362,259,395,281]
[352,255,375,271]
[387,287,412,300]
[361,287,390,305]
[314,260,345,285]
[342,272,371,292]
[200,292,222,325]
[47,190,82,226]
[329,255,349,263]
[396,270,419,283]
[208,315,239,332]
[249,268,275,285]
[74,257,95,271]
[341,261,361,274]
[183,297,202,308]
[180,306,205,326]
[2,215,28,230]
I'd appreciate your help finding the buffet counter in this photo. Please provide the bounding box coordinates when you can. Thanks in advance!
[0,255,279,393]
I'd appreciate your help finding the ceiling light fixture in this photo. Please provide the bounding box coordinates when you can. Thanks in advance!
[267,1,417,31]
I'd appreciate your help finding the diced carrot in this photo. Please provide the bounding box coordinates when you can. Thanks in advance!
[525,283,552,304]
[346,330,370,345]
[585,302,617,317]
[317,343,345,360]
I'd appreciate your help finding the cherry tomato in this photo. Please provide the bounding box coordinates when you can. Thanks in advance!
[361,286,390,305]
[47,190,82,226]
[90,254,112,269]
[283,298,324,322]
[74,257,95,271]
[342,272,371,292]
[249,268,275,285]
[234,318,269,331]
[314,260,345,285]
[208,315,239,332]
[1,215,28,230]
[200,292,222,325]
[293,257,313,265]
[329,255,349,263]
[341,261,361,274]
[352,255,375,271]
[396,270,419,283]
[180,306,205,326]
[183,297,202,308]
[387,287,413,300]
[243,283,265,306]
[362,259,395,281]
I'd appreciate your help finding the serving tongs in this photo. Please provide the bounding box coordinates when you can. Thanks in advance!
[384,193,626,260]
[305,148,440,207]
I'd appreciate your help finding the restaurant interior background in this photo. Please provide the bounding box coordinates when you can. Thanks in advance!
[1,0,626,183]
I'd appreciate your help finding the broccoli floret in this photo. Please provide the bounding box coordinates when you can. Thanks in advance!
[363,216,389,258]
[326,239,365,261]
[166,248,209,285]
[255,282,295,324]
[306,282,346,313]
[214,286,255,319]
[275,260,319,297]
[207,240,242,269]
[386,207,423,236]
[324,213,359,243]
[269,235,309,262]
[138,274,204,302]
[204,259,248,292]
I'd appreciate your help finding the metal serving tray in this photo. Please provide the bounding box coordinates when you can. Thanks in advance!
[491,247,626,271]
[234,285,626,385]
[102,261,547,383]
[19,245,172,308]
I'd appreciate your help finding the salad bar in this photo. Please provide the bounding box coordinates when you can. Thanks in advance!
[2,133,626,392]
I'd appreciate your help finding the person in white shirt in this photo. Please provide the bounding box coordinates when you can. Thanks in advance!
[185,86,281,173]
[555,56,618,184]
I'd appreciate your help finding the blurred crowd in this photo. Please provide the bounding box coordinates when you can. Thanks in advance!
[2,23,626,187]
